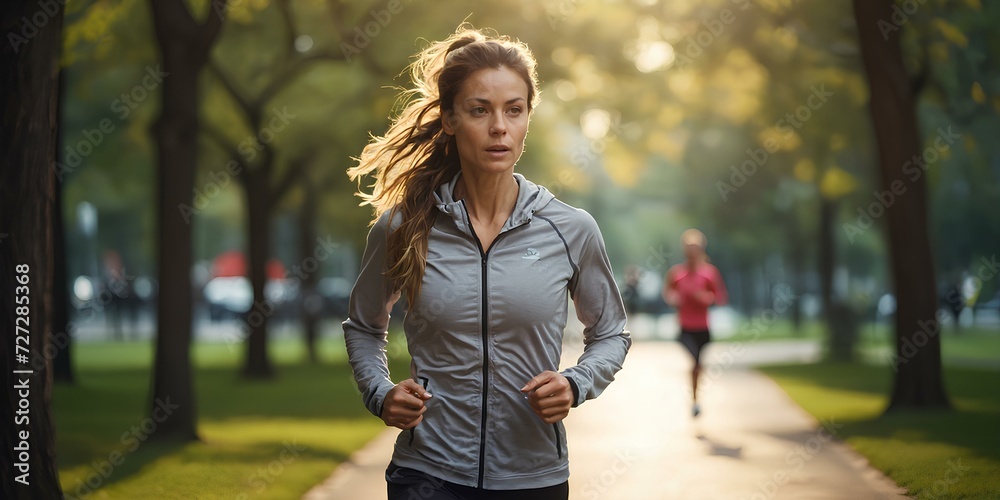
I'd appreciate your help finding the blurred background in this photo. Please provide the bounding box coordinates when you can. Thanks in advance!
[3,0,999,498]
[56,0,999,347]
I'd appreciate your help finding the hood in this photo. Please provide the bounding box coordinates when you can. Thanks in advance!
[434,171,555,232]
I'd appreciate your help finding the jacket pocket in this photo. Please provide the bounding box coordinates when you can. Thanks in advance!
[408,376,430,447]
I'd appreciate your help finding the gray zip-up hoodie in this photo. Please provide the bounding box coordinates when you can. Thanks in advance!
[344,172,631,490]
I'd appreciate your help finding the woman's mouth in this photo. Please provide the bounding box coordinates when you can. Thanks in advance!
[486,145,510,157]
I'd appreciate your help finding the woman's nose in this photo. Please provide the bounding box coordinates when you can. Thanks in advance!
[490,116,507,135]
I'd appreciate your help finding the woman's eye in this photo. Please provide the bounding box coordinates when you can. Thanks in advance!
[471,107,487,116]
[507,107,522,116]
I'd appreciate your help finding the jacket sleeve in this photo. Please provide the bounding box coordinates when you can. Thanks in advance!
[343,212,399,417]
[560,211,632,407]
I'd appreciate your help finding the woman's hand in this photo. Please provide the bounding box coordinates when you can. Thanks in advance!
[521,371,573,424]
[381,379,432,430]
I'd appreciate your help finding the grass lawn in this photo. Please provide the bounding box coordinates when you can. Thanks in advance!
[760,362,1000,499]
[856,325,1000,368]
[719,319,1000,368]
[54,334,409,499]
[722,319,827,342]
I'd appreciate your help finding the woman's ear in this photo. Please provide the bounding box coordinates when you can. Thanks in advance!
[441,110,456,135]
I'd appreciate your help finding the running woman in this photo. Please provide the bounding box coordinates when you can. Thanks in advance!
[663,228,728,417]
[344,26,631,500]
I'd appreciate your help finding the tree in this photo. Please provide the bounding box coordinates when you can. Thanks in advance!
[0,0,66,497]
[52,66,73,383]
[292,150,335,363]
[147,0,227,441]
[204,0,384,377]
[853,0,950,410]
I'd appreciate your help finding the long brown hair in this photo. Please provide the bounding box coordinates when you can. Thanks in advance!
[348,26,540,306]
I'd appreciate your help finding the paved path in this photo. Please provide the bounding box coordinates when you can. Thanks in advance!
[303,341,907,499]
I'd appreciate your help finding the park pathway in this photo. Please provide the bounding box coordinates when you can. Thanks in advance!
[303,341,908,499]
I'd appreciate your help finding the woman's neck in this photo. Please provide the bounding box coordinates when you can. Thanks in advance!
[454,169,518,226]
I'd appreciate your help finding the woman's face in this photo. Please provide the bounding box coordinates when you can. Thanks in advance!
[443,66,530,176]
[684,243,704,263]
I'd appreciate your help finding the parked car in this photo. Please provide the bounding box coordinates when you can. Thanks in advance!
[317,276,352,320]
[203,276,253,321]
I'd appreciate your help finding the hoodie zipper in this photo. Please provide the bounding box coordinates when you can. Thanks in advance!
[464,201,492,489]
[461,200,531,489]
[476,243,490,488]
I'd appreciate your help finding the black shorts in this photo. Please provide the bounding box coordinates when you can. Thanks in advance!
[386,463,569,500]
[679,329,711,365]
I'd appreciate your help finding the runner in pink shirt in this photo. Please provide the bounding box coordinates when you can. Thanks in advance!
[663,229,728,417]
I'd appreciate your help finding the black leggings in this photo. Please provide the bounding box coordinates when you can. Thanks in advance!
[386,463,569,500]
[679,329,710,367]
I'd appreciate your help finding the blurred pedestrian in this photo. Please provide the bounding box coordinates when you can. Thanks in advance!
[663,228,727,417]
[344,25,631,500]
[622,265,641,315]
[941,279,964,330]
[101,249,136,340]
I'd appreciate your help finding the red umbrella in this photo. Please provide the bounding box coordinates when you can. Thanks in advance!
[211,250,286,280]
[266,259,287,280]
[212,250,245,278]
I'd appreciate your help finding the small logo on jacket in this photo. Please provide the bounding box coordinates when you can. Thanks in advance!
[522,248,540,261]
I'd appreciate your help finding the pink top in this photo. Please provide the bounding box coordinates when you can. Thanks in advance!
[665,262,728,331]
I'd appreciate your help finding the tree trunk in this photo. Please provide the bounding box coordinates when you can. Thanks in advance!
[148,0,227,441]
[0,1,65,496]
[242,173,275,378]
[788,216,804,333]
[300,182,320,363]
[853,0,950,410]
[819,198,857,360]
[818,198,835,318]
[52,66,73,384]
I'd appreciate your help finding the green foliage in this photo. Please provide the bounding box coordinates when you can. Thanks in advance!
[60,0,999,299]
